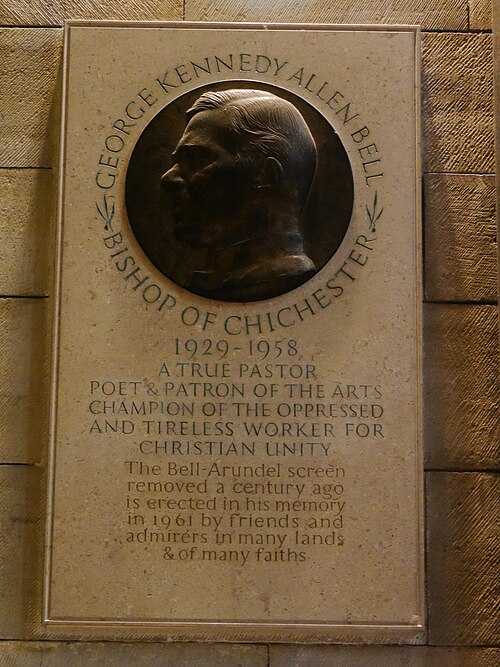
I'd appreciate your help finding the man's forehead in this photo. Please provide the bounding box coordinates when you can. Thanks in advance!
[179,108,238,149]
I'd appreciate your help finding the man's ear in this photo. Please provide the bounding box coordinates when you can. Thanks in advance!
[255,156,284,190]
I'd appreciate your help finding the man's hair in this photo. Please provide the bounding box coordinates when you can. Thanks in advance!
[186,89,317,206]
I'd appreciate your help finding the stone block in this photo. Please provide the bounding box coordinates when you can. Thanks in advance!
[424,304,499,470]
[427,472,499,645]
[422,33,494,173]
[424,175,497,303]
[0,169,54,296]
[0,298,50,464]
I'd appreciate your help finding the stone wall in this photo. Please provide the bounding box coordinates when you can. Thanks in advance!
[0,1,497,664]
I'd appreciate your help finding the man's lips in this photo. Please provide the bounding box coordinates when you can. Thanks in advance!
[168,188,190,217]
[170,197,186,221]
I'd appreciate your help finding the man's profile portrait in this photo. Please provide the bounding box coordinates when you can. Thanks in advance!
[125,83,354,300]
[161,89,317,301]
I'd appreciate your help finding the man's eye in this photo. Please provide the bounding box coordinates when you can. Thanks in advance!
[186,153,211,169]
[173,148,213,174]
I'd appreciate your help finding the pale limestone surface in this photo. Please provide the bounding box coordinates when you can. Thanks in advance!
[43,23,422,641]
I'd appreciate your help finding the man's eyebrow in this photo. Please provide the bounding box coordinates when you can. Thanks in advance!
[172,144,214,158]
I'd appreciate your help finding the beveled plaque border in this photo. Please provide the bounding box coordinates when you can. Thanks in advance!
[43,20,424,643]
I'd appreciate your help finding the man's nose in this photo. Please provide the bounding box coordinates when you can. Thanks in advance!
[161,165,182,187]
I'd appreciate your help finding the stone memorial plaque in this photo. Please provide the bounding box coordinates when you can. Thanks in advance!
[45,22,423,642]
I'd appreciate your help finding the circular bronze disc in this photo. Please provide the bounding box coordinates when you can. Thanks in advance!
[125,81,354,301]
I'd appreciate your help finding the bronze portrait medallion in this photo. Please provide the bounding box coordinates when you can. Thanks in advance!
[126,82,354,302]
